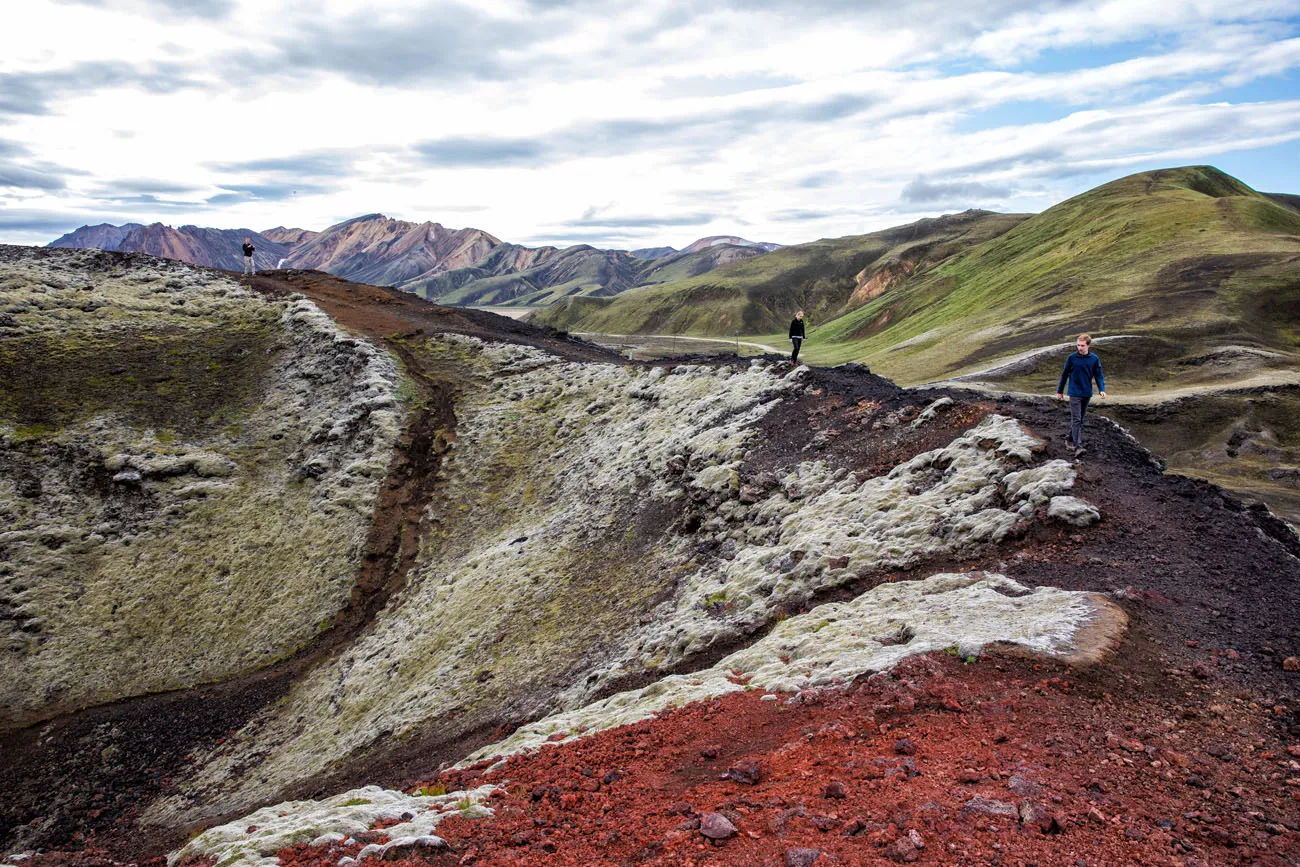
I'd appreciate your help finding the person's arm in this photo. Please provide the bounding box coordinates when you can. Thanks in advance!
[1057,356,1071,398]
[1095,357,1105,398]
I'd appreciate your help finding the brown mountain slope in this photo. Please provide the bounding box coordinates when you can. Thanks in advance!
[49,223,293,271]
[282,214,501,288]
[260,226,319,246]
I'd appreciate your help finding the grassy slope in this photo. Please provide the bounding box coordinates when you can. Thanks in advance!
[809,167,1300,384]
[531,211,1027,336]
[801,165,1300,526]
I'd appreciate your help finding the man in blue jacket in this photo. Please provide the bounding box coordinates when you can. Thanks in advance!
[1057,333,1106,457]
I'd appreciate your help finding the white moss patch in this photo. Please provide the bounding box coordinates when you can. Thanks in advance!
[1048,495,1102,526]
[167,784,497,867]
[0,249,403,728]
[460,572,1121,766]
[580,414,1074,695]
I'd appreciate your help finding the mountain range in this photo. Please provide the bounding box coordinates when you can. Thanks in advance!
[48,217,780,307]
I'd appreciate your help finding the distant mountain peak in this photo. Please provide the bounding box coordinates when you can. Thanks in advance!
[682,235,782,254]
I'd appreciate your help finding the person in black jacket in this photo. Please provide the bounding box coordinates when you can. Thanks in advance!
[242,238,255,276]
[789,311,806,363]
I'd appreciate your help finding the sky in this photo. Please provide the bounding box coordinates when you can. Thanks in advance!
[1,0,1299,250]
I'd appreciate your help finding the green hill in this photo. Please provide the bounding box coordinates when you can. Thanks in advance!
[811,166,1300,384]
[530,210,1028,335]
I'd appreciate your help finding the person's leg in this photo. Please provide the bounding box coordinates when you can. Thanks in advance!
[1070,395,1092,447]
[791,338,801,363]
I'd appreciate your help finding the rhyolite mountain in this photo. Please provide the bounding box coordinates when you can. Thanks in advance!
[411,236,777,306]
[260,226,319,246]
[48,215,779,307]
[49,223,301,272]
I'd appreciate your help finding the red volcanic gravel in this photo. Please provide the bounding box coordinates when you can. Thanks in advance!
[267,653,1299,867]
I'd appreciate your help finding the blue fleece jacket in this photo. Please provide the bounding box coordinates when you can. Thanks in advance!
[1058,351,1104,397]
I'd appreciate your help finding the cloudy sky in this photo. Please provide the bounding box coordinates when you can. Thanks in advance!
[2,0,1299,249]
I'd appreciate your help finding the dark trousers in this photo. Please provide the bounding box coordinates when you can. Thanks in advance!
[1069,395,1091,446]
[790,337,803,363]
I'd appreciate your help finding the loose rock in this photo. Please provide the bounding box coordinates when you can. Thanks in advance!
[700,812,738,840]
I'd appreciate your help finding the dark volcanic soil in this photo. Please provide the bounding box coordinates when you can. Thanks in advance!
[4,267,1299,866]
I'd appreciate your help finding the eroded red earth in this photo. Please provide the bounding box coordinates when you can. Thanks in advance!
[253,652,1299,867]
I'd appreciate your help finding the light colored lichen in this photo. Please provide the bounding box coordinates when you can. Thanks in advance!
[167,784,497,867]
[1048,495,1102,526]
[459,572,1124,767]
[577,413,1063,697]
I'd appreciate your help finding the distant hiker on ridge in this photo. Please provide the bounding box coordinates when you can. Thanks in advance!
[1057,333,1106,458]
[242,237,255,276]
[789,311,806,364]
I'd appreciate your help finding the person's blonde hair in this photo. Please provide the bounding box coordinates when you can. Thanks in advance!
[1077,333,1092,345]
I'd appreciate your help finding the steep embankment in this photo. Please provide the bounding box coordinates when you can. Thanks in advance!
[166,355,1300,867]
[530,210,1027,336]
[0,247,403,728]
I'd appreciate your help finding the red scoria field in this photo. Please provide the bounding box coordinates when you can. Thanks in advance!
[3,260,1298,867]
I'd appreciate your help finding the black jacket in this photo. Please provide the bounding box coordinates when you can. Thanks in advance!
[789,317,806,339]
[242,243,255,257]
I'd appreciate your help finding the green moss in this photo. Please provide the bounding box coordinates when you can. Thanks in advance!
[0,324,279,433]
[11,423,56,441]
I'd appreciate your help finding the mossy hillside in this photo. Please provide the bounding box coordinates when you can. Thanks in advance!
[149,358,1101,825]
[0,248,404,729]
[583,416,1096,698]
[807,167,1300,382]
[528,211,1026,337]
[148,340,808,825]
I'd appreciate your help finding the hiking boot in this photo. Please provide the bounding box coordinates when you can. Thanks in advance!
[1073,446,1087,458]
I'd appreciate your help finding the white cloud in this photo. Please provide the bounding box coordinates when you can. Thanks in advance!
[2,0,1299,248]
